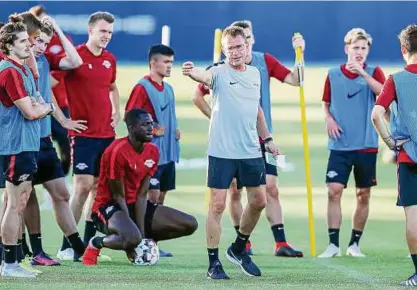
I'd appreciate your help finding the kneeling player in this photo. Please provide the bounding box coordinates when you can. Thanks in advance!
[82,109,198,265]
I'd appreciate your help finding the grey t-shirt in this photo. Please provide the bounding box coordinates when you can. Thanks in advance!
[208,62,262,159]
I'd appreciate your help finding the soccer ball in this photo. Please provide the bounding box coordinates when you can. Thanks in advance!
[134,239,159,266]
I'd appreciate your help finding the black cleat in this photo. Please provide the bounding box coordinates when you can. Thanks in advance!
[225,246,261,277]
[274,242,303,257]
[206,260,230,280]
[159,248,173,258]
[400,273,417,286]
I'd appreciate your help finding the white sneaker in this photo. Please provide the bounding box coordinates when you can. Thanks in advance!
[98,254,112,262]
[318,243,341,258]
[57,248,74,260]
[346,243,366,257]
[1,262,36,279]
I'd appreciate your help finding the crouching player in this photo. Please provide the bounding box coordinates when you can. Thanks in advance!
[82,109,198,265]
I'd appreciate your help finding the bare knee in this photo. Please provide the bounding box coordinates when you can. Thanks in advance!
[210,190,227,215]
[229,188,242,202]
[356,188,370,205]
[248,189,267,210]
[266,183,279,200]
[75,177,94,197]
[48,184,70,203]
[122,234,142,251]
[328,184,343,202]
[182,216,198,236]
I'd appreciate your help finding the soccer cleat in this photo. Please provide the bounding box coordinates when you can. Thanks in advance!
[246,241,254,256]
[98,254,112,262]
[31,251,61,266]
[20,260,42,275]
[318,243,341,258]
[1,263,37,279]
[82,243,100,266]
[274,242,303,257]
[400,273,417,286]
[57,248,74,261]
[225,246,261,277]
[206,260,230,280]
[159,248,173,258]
[346,243,366,258]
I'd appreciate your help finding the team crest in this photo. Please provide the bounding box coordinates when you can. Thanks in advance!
[102,60,111,69]
[144,159,155,168]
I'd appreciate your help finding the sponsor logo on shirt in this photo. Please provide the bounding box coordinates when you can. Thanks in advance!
[347,89,362,99]
[144,159,155,168]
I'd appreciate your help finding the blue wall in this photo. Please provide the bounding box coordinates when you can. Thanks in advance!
[0,1,414,63]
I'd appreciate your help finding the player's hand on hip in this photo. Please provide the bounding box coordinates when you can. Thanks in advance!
[384,136,409,151]
[265,141,280,157]
[154,125,165,136]
[292,34,305,51]
[175,128,181,140]
[326,116,343,139]
[64,119,88,133]
[111,110,121,129]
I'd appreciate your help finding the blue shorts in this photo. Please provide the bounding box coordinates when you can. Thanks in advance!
[2,151,38,186]
[51,107,70,148]
[397,163,417,207]
[149,161,176,192]
[71,136,114,177]
[33,137,65,185]
[208,156,266,189]
[325,150,377,188]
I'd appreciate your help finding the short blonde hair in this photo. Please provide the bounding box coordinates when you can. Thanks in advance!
[344,28,372,46]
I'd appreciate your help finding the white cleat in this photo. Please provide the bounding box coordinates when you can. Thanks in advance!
[98,254,112,262]
[57,248,74,261]
[318,243,341,258]
[346,243,366,257]
[1,263,36,279]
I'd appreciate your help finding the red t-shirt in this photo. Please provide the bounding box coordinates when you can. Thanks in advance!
[45,33,73,109]
[0,58,30,107]
[197,53,291,95]
[125,75,161,122]
[57,43,117,138]
[92,138,159,212]
[321,64,386,153]
[375,64,417,163]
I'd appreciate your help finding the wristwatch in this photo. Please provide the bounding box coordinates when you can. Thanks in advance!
[263,136,274,143]
[48,103,56,115]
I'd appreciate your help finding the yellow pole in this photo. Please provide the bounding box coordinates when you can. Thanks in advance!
[205,29,222,209]
[294,32,316,257]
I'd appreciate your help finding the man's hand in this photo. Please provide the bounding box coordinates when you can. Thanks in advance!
[63,119,88,133]
[382,136,409,151]
[154,125,165,137]
[264,140,281,157]
[346,61,365,76]
[111,110,121,129]
[326,116,343,139]
[176,128,181,140]
[292,34,305,52]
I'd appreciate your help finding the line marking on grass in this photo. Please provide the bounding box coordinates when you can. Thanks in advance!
[314,258,387,288]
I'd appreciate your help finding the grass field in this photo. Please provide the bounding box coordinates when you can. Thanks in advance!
[0,64,412,289]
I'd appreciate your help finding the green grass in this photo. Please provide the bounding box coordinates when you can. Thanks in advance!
[0,65,411,289]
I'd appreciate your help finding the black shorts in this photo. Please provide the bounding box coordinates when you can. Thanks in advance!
[2,151,38,186]
[149,162,176,192]
[33,137,65,185]
[0,156,5,189]
[51,107,70,149]
[91,200,158,239]
[397,163,417,207]
[207,156,266,189]
[71,136,114,177]
[325,150,377,188]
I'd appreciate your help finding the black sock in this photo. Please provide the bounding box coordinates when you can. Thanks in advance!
[91,236,104,249]
[22,233,32,257]
[234,225,240,234]
[83,221,96,246]
[61,235,72,251]
[207,248,219,266]
[348,229,363,246]
[232,232,250,253]
[328,228,340,247]
[411,254,417,274]
[17,239,24,262]
[3,244,17,264]
[271,224,286,243]
[0,237,3,262]
[29,233,43,256]
[67,232,86,257]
